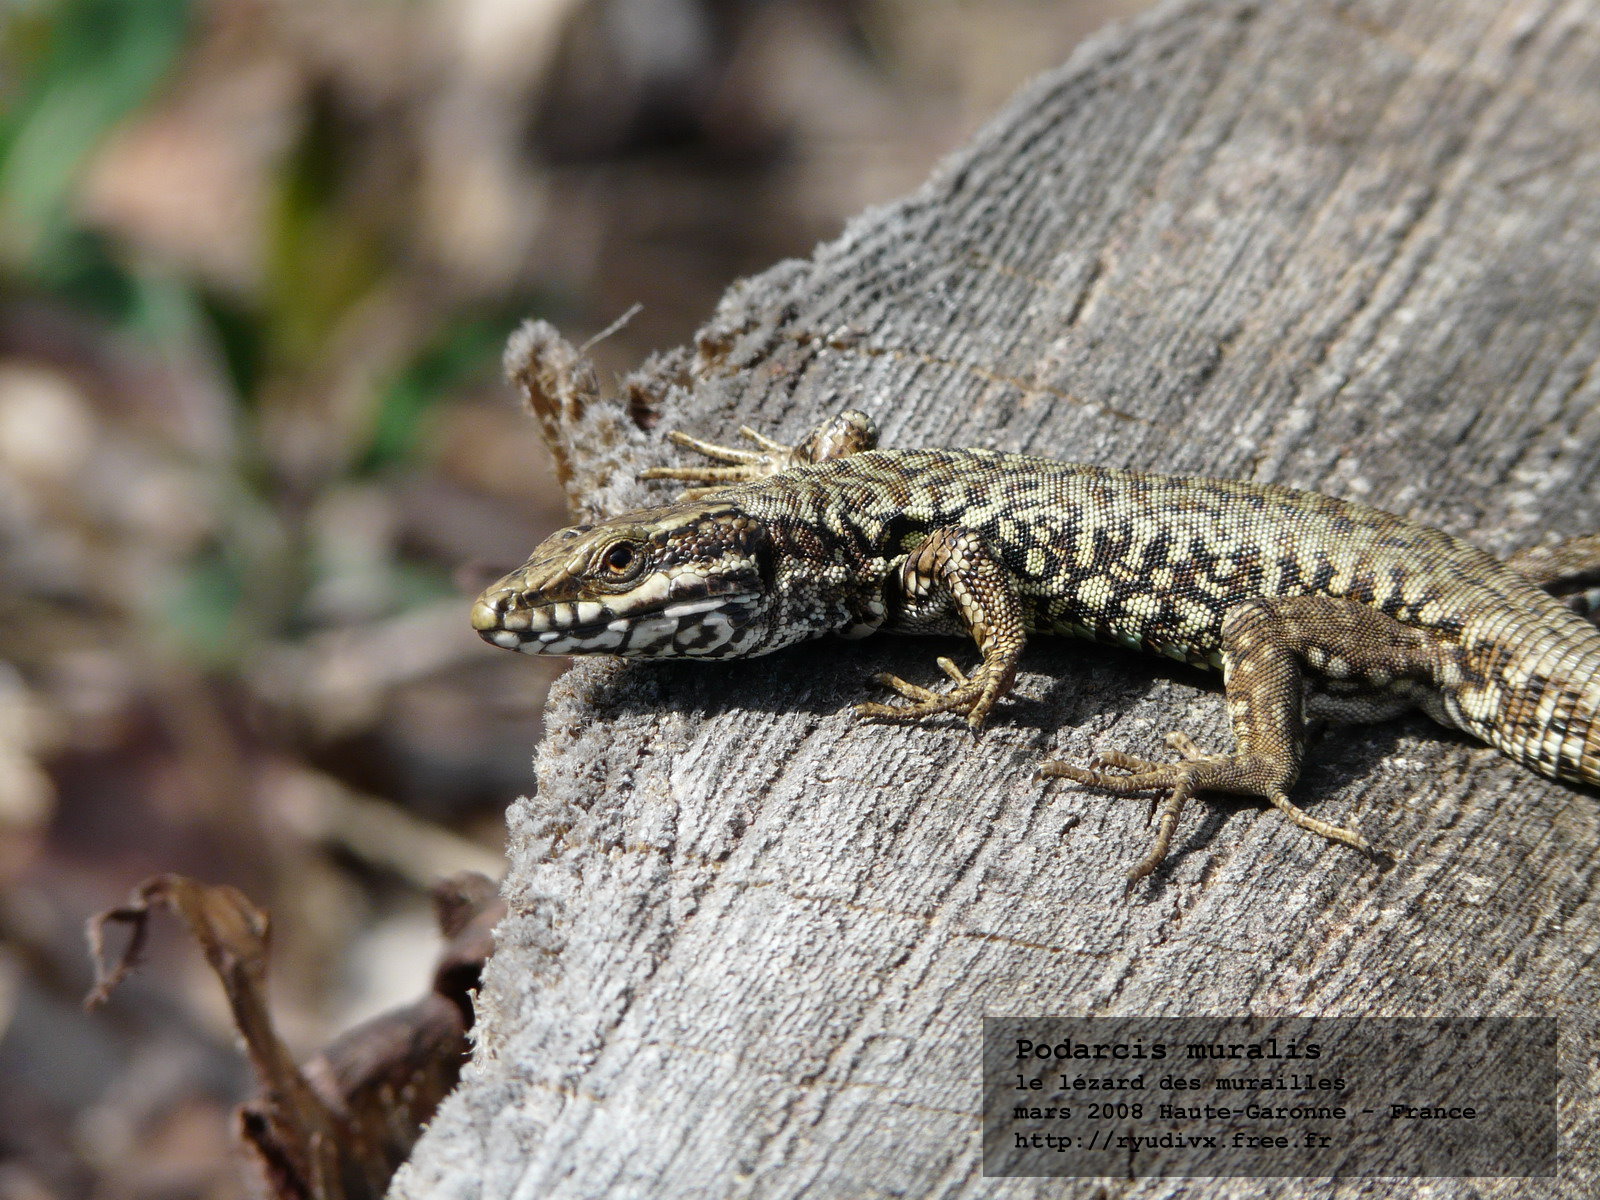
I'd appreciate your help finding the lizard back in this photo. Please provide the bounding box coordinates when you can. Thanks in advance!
[725,448,1600,785]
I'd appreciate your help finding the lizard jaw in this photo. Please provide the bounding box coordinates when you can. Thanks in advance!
[471,589,764,658]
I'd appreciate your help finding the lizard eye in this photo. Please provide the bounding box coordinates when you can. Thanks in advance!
[599,541,641,576]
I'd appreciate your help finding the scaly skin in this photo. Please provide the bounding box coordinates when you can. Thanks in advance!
[472,412,1600,882]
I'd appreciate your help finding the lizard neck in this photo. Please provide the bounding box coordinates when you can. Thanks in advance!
[750,513,895,653]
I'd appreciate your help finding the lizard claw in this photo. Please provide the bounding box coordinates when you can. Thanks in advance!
[1040,754,1207,882]
[855,665,1005,731]
[1041,733,1373,883]
[870,671,942,703]
[1069,733,1206,778]
[639,429,800,495]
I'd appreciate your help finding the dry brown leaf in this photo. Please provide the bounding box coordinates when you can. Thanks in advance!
[86,871,503,1200]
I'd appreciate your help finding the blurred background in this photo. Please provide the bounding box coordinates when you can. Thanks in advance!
[0,1,1151,1195]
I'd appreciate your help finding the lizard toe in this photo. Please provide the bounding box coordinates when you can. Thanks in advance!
[871,672,941,703]
[856,676,998,729]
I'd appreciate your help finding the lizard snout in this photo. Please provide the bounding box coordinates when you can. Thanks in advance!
[470,594,507,633]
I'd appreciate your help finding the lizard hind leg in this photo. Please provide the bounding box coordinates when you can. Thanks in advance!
[1043,598,1435,883]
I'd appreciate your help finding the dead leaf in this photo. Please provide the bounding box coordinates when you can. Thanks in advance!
[86,871,503,1200]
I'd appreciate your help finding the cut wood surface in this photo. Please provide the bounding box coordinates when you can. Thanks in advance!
[394,1,1600,1196]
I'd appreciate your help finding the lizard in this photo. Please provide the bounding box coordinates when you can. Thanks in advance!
[470,410,1600,882]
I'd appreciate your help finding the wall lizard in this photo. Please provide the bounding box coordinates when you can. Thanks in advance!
[471,411,1600,881]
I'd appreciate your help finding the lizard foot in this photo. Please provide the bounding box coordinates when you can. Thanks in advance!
[639,428,793,496]
[855,657,1005,731]
[1041,732,1370,883]
[641,412,878,497]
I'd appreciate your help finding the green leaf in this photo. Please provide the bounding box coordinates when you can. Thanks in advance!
[261,87,387,369]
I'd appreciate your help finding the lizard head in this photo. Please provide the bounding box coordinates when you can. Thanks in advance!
[470,502,773,658]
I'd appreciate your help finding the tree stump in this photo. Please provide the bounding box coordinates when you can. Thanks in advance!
[394,1,1600,1196]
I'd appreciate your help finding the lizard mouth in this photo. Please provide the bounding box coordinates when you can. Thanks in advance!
[472,592,763,657]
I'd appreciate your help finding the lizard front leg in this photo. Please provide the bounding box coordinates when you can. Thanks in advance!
[1044,597,1441,883]
[854,527,1026,731]
[641,410,877,497]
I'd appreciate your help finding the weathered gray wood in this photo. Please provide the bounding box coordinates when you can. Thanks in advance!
[394,1,1600,1196]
